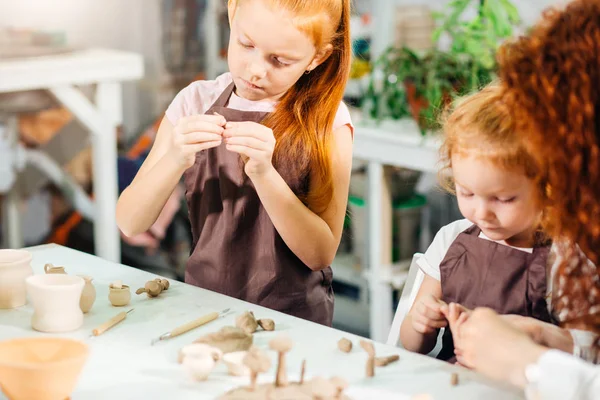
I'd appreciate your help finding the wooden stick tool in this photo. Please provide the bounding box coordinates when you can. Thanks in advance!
[90,309,134,338]
[150,308,230,345]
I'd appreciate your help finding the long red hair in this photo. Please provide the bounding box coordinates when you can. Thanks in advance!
[229,0,351,213]
[498,0,600,344]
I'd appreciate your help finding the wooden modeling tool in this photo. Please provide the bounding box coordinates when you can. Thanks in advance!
[151,308,231,345]
[90,309,134,337]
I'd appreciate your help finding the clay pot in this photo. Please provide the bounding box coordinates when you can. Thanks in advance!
[44,263,66,274]
[78,275,96,313]
[26,274,85,333]
[109,285,131,307]
[0,249,33,309]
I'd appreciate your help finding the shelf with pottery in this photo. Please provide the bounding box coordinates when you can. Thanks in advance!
[0,244,521,400]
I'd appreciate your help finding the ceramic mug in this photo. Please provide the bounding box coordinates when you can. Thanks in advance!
[26,274,85,333]
[0,249,33,309]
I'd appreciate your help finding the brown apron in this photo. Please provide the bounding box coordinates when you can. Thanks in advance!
[437,224,552,361]
[183,82,334,326]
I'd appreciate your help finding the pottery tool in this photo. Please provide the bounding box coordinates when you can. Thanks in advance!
[151,308,231,345]
[89,309,134,338]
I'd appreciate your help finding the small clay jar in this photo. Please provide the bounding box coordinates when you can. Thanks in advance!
[79,275,96,313]
[108,284,131,307]
[44,263,66,274]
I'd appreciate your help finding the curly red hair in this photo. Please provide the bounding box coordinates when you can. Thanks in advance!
[498,0,600,340]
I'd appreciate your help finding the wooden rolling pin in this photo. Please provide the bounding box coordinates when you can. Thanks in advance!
[151,308,230,345]
[90,309,134,337]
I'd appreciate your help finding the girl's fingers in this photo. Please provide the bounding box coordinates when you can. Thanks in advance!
[224,136,268,151]
[184,132,223,144]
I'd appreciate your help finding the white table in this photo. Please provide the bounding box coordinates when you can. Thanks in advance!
[0,244,522,399]
[0,48,144,263]
[353,119,441,342]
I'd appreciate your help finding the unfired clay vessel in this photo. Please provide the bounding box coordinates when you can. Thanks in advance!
[180,344,222,382]
[79,275,96,313]
[44,263,66,274]
[26,274,85,333]
[223,351,250,376]
[0,249,33,309]
[108,284,131,307]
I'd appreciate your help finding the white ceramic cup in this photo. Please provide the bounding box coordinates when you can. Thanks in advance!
[0,249,33,309]
[26,274,85,333]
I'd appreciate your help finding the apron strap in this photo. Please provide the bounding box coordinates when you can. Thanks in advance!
[210,82,236,109]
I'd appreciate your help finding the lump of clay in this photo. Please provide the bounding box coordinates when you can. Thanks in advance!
[257,318,275,331]
[236,311,258,335]
[136,280,163,297]
[360,339,376,378]
[195,326,253,354]
[337,338,352,353]
[450,372,459,386]
[375,354,399,367]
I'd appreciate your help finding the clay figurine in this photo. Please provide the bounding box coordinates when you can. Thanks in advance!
[375,354,399,367]
[270,334,293,387]
[136,280,163,297]
[236,311,258,335]
[337,338,352,353]
[195,326,253,353]
[218,338,353,400]
[44,263,66,274]
[257,318,275,331]
[243,346,271,391]
[109,280,131,307]
[360,340,375,378]
[78,275,96,313]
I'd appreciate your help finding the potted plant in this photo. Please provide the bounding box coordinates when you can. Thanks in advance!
[363,0,520,135]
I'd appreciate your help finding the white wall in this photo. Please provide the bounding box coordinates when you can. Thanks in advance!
[0,0,166,137]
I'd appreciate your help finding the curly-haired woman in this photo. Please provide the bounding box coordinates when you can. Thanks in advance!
[447,0,600,398]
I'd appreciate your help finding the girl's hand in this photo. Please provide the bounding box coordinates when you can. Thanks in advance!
[223,121,276,178]
[411,294,449,334]
[452,308,546,387]
[169,114,226,169]
[441,302,472,338]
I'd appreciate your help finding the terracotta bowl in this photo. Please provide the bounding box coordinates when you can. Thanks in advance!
[0,337,89,400]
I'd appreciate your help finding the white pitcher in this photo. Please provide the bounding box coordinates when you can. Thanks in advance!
[26,274,85,333]
[0,249,33,309]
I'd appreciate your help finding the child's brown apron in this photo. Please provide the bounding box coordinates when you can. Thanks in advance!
[437,224,552,361]
[183,83,334,326]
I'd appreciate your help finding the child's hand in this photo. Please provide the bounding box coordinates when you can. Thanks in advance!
[411,294,448,334]
[223,121,275,178]
[170,114,226,169]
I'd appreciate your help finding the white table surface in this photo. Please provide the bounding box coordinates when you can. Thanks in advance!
[0,244,523,400]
